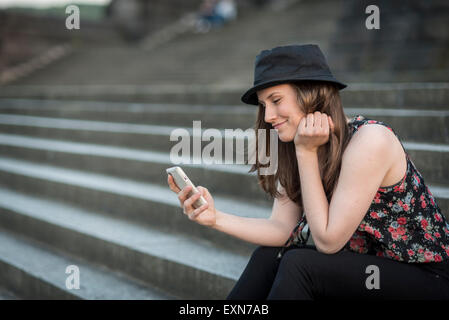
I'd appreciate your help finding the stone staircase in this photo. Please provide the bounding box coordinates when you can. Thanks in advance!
[0,0,448,300]
[0,86,448,299]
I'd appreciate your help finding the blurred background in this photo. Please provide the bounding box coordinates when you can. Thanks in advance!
[0,0,448,300]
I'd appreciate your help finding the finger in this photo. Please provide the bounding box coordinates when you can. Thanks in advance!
[192,202,209,218]
[184,191,202,211]
[328,115,334,133]
[167,175,181,193]
[178,185,192,204]
[297,116,306,133]
[197,186,207,197]
[321,113,329,132]
[187,200,204,220]
[314,111,323,128]
[306,113,314,128]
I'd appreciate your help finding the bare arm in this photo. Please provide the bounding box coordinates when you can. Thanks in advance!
[212,184,302,247]
[168,174,301,247]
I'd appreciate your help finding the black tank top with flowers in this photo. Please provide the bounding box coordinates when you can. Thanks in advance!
[343,115,449,263]
[278,115,449,278]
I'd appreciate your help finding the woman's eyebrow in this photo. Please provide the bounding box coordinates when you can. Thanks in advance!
[258,92,280,104]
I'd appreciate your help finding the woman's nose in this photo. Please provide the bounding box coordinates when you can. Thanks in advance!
[264,105,277,124]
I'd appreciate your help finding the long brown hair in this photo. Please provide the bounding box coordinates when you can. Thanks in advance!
[247,81,353,215]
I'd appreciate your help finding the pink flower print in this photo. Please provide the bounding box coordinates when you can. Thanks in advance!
[397,217,407,225]
[421,219,428,230]
[370,211,380,219]
[373,192,381,204]
[394,184,403,193]
[424,233,434,241]
[424,251,434,262]
[388,226,404,241]
[415,174,421,184]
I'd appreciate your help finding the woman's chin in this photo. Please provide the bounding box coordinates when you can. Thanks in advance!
[277,132,294,143]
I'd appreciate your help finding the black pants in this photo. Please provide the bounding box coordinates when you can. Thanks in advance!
[227,245,449,300]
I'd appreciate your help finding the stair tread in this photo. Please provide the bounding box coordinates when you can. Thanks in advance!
[1,132,449,159]
[0,133,254,174]
[0,227,175,299]
[0,286,18,300]
[0,156,271,218]
[0,185,250,281]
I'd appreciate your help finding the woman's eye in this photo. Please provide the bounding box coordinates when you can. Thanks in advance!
[273,99,281,104]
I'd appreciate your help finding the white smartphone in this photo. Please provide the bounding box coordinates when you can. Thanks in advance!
[166,166,208,209]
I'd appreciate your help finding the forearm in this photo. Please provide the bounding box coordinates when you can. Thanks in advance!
[296,150,330,250]
[212,209,291,247]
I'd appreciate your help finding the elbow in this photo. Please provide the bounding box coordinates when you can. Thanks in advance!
[314,238,343,255]
[316,245,340,255]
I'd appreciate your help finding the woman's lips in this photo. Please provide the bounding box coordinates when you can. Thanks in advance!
[273,120,287,129]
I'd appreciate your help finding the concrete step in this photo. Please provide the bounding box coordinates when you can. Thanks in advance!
[0,156,266,254]
[0,286,18,300]
[0,226,176,299]
[1,83,449,108]
[0,134,272,207]
[0,100,449,143]
[0,133,448,199]
[0,110,447,152]
[0,186,250,299]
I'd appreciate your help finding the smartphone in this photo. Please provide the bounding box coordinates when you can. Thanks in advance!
[166,166,208,209]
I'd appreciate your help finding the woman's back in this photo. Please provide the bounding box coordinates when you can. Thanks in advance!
[344,115,449,264]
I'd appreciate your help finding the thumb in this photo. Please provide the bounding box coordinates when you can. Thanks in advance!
[328,116,335,133]
[197,186,211,201]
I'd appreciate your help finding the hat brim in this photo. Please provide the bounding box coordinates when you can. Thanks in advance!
[241,76,347,105]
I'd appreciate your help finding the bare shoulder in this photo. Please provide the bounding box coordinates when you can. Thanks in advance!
[345,123,395,156]
[344,122,406,187]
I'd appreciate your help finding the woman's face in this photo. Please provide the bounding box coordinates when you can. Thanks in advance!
[257,83,305,142]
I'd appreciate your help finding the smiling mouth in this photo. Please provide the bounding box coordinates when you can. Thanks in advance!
[273,120,287,129]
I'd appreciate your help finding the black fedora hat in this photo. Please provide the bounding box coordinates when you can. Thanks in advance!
[241,44,347,105]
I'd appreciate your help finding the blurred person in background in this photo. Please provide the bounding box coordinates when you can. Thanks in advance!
[195,0,237,33]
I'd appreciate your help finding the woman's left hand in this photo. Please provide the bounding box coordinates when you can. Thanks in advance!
[294,111,335,154]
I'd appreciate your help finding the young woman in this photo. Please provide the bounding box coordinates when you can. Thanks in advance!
[167,44,449,299]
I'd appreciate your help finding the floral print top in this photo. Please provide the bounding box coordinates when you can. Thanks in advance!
[278,115,449,266]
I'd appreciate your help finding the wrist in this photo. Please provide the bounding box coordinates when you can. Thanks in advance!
[296,148,318,158]
[211,209,223,230]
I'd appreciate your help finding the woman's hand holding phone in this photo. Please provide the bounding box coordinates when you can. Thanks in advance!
[167,174,217,227]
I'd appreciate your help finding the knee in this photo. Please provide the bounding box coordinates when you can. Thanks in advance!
[249,246,281,264]
[278,248,320,273]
